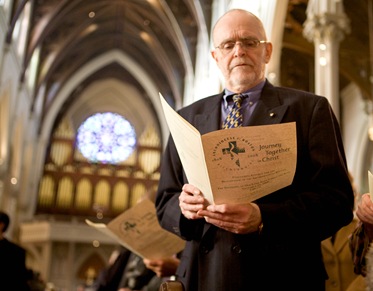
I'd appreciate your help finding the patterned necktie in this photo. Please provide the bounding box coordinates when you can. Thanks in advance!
[222,94,244,129]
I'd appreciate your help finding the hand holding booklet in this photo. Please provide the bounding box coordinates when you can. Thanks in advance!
[86,198,185,259]
[159,93,297,204]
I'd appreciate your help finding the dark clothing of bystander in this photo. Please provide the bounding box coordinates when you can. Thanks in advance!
[0,237,30,291]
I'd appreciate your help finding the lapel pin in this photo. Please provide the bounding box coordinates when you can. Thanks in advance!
[269,112,275,117]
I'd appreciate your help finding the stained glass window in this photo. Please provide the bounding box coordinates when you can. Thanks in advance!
[76,112,136,164]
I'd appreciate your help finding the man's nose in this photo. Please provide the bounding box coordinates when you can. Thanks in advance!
[233,42,246,56]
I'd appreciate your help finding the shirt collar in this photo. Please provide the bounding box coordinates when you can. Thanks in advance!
[222,80,266,108]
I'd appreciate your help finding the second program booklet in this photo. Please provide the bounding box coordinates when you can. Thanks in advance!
[86,198,185,260]
[159,93,297,205]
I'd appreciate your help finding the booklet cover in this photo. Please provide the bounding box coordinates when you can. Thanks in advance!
[159,93,297,204]
[86,198,185,259]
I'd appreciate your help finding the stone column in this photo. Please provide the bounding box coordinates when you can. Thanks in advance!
[303,0,350,120]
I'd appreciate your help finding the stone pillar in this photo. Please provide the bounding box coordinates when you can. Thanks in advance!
[303,0,350,120]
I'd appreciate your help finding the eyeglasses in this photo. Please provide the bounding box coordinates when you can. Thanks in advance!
[215,38,268,55]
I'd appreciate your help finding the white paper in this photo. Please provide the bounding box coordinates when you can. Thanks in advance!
[159,94,213,201]
[368,171,373,202]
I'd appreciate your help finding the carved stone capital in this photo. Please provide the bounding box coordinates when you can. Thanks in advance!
[303,12,350,43]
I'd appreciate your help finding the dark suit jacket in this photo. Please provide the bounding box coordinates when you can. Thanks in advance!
[0,238,30,291]
[156,81,354,291]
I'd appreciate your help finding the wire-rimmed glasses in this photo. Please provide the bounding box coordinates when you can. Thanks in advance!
[215,38,268,55]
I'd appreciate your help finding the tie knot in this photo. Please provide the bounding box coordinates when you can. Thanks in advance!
[223,94,245,129]
[232,94,244,106]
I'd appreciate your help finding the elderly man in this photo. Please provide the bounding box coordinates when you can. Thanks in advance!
[156,9,354,291]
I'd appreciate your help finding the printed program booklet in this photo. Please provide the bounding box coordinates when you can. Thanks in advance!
[86,198,185,259]
[159,93,297,204]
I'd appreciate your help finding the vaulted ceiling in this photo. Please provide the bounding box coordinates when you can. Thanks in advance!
[5,0,372,137]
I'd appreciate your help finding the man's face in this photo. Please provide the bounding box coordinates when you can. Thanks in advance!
[211,11,272,92]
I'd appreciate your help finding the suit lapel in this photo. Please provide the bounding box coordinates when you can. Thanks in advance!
[194,95,222,134]
[322,238,335,255]
[247,82,289,126]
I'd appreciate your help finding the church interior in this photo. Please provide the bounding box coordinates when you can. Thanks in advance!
[0,0,372,290]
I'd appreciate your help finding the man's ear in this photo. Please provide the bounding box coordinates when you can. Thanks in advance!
[265,42,273,64]
[211,50,218,62]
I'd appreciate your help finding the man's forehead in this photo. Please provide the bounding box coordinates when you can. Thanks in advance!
[214,16,262,40]
[214,27,260,43]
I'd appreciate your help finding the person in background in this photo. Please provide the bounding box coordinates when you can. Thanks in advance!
[117,252,155,291]
[143,256,180,279]
[117,252,180,291]
[92,246,132,291]
[349,192,373,289]
[94,190,182,291]
[0,210,30,291]
[92,246,180,291]
[141,256,181,291]
[27,269,47,291]
[155,8,354,291]
[321,173,366,291]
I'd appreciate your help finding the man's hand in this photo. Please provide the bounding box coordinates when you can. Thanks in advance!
[197,202,262,234]
[179,184,209,219]
[143,257,180,277]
